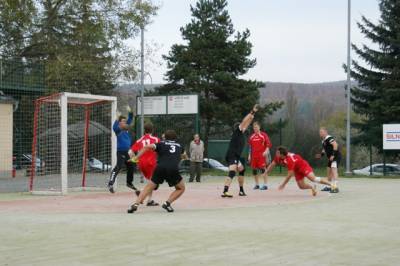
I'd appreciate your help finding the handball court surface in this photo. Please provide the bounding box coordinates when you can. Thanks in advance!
[0,177,399,266]
[0,180,329,214]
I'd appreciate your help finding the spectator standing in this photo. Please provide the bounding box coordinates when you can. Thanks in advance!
[189,134,204,182]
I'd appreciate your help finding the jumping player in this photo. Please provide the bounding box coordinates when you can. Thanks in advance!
[317,127,341,193]
[266,146,335,196]
[248,121,272,190]
[107,107,139,195]
[127,130,186,213]
[129,122,159,206]
[222,104,259,198]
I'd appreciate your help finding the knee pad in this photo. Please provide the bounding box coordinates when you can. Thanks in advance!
[228,170,236,179]
[260,168,266,174]
[239,169,245,176]
[252,169,258,175]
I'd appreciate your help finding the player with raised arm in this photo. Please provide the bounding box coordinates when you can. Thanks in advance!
[266,146,334,196]
[316,127,341,193]
[127,130,187,213]
[248,121,272,190]
[221,104,259,198]
[129,122,160,206]
[107,106,139,195]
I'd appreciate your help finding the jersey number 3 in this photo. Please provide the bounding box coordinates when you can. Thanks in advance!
[169,145,176,153]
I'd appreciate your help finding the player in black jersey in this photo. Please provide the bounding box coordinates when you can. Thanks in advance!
[127,130,187,213]
[317,127,340,193]
[222,104,259,198]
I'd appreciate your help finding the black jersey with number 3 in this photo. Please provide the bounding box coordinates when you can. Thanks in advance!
[155,141,184,169]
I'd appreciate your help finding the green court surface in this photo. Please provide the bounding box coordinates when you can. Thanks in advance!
[0,177,399,266]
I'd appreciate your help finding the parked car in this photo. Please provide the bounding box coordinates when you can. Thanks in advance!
[15,154,45,176]
[179,158,229,173]
[87,157,111,172]
[14,154,44,170]
[353,164,400,176]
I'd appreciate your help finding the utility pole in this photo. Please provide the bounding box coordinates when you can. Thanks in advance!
[140,1,145,137]
[345,0,352,175]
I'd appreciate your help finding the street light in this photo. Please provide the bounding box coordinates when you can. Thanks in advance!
[345,0,352,175]
[140,1,145,138]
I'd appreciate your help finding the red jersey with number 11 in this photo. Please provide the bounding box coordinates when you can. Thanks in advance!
[131,134,160,164]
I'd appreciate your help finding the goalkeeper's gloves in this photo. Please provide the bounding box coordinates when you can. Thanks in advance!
[126,105,132,113]
[129,156,139,163]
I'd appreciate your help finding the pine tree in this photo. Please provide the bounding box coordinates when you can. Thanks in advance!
[351,0,400,150]
[156,0,282,149]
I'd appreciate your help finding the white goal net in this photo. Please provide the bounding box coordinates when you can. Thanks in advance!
[30,92,117,195]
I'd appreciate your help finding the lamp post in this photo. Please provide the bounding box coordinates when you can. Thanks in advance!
[345,0,352,175]
[140,2,145,137]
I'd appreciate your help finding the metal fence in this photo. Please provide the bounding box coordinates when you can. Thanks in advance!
[134,114,199,150]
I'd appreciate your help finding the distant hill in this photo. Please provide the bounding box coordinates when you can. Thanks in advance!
[114,83,163,94]
[260,80,355,108]
[113,81,356,116]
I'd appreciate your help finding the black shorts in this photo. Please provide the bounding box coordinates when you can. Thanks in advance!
[226,154,245,168]
[327,154,341,168]
[151,166,183,187]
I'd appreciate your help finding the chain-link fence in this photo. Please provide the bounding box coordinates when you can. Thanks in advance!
[1,56,399,194]
[134,114,199,150]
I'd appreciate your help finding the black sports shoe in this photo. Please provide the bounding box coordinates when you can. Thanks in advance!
[107,183,115,194]
[321,186,331,192]
[221,191,233,198]
[239,191,247,196]
[127,203,139,213]
[162,202,174,212]
[146,200,159,206]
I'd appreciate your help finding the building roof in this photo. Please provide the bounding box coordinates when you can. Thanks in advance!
[0,95,16,105]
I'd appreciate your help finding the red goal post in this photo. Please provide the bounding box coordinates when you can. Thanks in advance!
[30,92,117,195]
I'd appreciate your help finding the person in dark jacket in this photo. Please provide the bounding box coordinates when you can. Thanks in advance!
[107,107,139,195]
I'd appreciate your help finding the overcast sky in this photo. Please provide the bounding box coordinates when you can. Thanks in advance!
[128,0,381,84]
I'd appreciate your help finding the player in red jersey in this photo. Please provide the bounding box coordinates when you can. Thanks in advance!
[265,146,334,196]
[248,121,272,190]
[129,122,160,206]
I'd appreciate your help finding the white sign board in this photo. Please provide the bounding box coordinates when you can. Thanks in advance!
[137,96,166,115]
[167,95,198,114]
[383,124,400,150]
